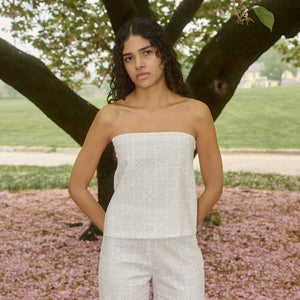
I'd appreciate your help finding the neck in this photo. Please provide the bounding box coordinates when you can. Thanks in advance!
[131,81,174,110]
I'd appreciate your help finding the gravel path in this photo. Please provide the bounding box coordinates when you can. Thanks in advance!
[197,151,300,176]
[0,147,299,176]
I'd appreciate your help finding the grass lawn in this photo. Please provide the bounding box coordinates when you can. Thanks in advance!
[0,97,106,148]
[215,85,300,149]
[0,165,298,192]
[0,85,299,149]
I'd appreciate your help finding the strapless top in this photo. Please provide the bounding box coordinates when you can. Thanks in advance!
[103,131,198,238]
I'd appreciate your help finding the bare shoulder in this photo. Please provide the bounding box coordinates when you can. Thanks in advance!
[94,103,118,124]
[182,97,212,120]
[182,98,215,141]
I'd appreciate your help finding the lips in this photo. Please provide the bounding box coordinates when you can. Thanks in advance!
[136,72,149,80]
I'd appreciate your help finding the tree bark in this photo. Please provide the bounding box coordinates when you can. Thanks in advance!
[0,38,98,145]
[133,0,156,21]
[165,0,204,44]
[102,0,155,34]
[186,0,300,120]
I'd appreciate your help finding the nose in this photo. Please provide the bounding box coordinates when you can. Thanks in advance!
[135,55,145,69]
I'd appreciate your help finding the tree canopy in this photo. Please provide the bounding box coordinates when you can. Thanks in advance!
[1,0,298,89]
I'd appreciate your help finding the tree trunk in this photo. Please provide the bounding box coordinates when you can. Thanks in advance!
[0,0,299,240]
[0,38,98,145]
[102,0,155,34]
[186,0,300,120]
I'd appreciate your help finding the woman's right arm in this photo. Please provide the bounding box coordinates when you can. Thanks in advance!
[68,105,115,232]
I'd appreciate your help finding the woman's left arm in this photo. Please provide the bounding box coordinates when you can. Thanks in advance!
[194,102,223,227]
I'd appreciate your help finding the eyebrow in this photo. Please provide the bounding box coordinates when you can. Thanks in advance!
[122,45,152,57]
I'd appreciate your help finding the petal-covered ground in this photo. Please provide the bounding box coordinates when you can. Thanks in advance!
[0,187,299,299]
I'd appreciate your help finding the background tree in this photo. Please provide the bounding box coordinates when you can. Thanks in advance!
[0,0,299,240]
[274,37,300,68]
[260,46,298,85]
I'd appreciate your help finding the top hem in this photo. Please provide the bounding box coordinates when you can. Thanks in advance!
[112,131,196,143]
[102,231,197,239]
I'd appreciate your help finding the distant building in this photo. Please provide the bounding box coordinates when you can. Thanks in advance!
[239,62,269,88]
[239,63,300,88]
[281,69,300,85]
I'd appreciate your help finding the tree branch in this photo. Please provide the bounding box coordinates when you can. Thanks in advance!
[186,0,300,120]
[0,38,98,146]
[102,0,137,34]
[133,0,156,21]
[102,0,155,34]
[165,0,204,45]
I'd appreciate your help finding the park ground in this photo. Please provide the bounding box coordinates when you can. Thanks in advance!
[0,148,299,299]
[0,187,299,299]
[0,146,299,176]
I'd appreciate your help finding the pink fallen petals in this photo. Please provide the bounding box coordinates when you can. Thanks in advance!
[0,187,299,299]
[196,186,299,299]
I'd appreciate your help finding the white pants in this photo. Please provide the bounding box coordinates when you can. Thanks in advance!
[98,234,205,299]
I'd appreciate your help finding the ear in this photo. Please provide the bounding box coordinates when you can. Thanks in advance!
[159,61,165,71]
[155,49,162,59]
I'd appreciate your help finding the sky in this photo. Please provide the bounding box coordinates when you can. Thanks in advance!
[0,17,40,56]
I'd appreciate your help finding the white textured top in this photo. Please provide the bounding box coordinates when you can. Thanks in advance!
[103,131,198,238]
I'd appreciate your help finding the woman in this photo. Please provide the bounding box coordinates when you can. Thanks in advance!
[69,18,223,299]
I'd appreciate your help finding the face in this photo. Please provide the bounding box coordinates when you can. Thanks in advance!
[122,35,165,89]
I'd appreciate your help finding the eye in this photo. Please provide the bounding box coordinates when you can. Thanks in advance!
[124,56,133,62]
[143,50,152,56]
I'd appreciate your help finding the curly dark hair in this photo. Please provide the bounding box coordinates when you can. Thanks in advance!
[107,18,189,104]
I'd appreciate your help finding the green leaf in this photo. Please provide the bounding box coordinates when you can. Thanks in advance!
[253,6,274,32]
